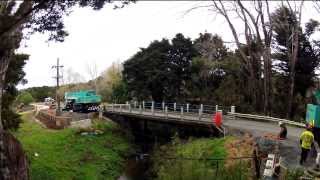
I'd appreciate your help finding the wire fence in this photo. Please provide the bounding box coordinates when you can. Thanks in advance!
[152,155,259,180]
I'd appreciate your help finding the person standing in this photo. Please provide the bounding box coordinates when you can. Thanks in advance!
[300,124,314,165]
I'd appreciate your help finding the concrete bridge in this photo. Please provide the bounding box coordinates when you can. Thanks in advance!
[102,101,310,170]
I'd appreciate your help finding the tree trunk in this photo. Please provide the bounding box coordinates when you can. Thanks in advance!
[0,57,11,179]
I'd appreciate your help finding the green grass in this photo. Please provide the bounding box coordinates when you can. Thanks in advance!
[13,113,133,180]
[153,136,250,180]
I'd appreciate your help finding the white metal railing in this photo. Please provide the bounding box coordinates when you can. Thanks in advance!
[104,101,305,128]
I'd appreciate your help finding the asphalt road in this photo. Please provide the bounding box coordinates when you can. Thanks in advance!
[224,117,312,168]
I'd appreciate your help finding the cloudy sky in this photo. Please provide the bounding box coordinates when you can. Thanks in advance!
[17,1,319,89]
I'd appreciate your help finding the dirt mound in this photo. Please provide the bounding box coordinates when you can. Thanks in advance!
[0,131,28,180]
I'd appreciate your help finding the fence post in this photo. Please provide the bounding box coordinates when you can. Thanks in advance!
[174,103,176,112]
[181,107,184,119]
[186,103,189,113]
[165,106,168,119]
[142,101,145,110]
[152,101,155,115]
[139,105,142,114]
[215,105,219,112]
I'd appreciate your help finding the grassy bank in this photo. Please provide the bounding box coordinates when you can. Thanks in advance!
[152,136,254,180]
[13,113,133,180]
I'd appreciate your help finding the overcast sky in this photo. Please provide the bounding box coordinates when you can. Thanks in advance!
[17,1,319,89]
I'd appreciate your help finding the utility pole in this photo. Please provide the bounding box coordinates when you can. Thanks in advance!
[52,58,63,115]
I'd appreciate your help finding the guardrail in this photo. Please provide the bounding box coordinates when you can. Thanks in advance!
[228,112,305,128]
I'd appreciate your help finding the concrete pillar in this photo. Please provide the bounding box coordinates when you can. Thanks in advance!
[186,104,189,113]
[215,105,219,112]
[174,103,176,111]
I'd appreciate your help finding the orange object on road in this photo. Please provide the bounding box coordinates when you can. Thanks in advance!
[213,111,222,127]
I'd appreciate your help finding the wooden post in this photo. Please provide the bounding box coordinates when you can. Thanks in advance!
[215,105,219,112]
[99,108,103,119]
[187,103,189,113]
[174,103,176,112]
[181,107,184,119]
[142,101,145,110]
[139,105,142,114]
[152,101,155,115]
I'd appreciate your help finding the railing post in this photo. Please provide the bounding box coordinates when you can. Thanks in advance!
[231,106,235,120]
[198,108,202,120]
[181,107,184,119]
[174,103,176,112]
[162,102,165,111]
[215,105,218,112]
[165,106,168,119]
[231,106,235,113]
[142,101,145,110]
[186,103,189,113]
[152,101,155,115]
[139,105,142,114]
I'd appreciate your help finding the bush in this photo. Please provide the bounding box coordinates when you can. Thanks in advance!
[16,92,34,105]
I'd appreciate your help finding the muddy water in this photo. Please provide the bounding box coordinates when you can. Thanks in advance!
[118,156,150,180]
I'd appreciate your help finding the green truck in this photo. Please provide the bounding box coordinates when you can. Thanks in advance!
[63,90,102,113]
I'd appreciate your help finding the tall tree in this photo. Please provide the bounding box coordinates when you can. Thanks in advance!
[210,0,274,115]
[3,54,28,130]
[167,33,198,101]
[272,6,319,118]
[123,39,171,101]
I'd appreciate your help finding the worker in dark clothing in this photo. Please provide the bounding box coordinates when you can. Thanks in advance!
[278,121,287,140]
[300,124,314,165]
